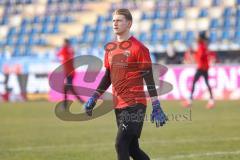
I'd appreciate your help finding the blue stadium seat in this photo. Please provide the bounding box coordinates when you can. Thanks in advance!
[103,32,113,44]
[64,16,74,23]
[177,1,184,8]
[6,36,14,46]
[160,33,170,46]
[163,20,171,29]
[164,10,174,19]
[68,0,75,4]
[210,18,219,29]
[234,30,240,43]
[13,47,21,56]
[48,0,53,4]
[173,32,183,41]
[21,18,29,26]
[139,32,148,42]
[141,13,149,20]
[92,37,100,48]
[41,23,49,33]
[95,24,104,32]
[32,16,41,24]
[7,27,17,36]
[151,23,161,32]
[150,33,159,44]
[175,8,184,18]
[237,0,240,5]
[199,8,208,17]
[209,31,218,43]
[36,38,47,46]
[223,18,231,29]
[236,19,240,27]
[83,24,90,33]
[221,30,231,40]
[16,0,23,4]
[0,16,8,25]
[80,32,89,43]
[53,15,61,23]
[223,7,232,17]
[29,28,38,35]
[185,31,195,45]
[105,13,112,22]
[16,35,25,46]
[212,0,221,6]
[105,26,112,33]
[0,41,4,48]
[27,35,34,45]
[42,16,51,24]
[23,46,32,56]
[153,10,161,19]
[51,23,59,33]
[189,0,197,7]
[97,15,105,25]
[69,36,78,45]
[12,0,32,4]
[26,0,32,4]
[110,2,117,12]
[236,9,240,17]
[19,27,27,35]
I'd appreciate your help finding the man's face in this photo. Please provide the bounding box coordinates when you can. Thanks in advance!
[112,14,131,35]
[64,40,69,46]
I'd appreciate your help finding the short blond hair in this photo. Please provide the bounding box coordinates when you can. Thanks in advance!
[113,8,132,21]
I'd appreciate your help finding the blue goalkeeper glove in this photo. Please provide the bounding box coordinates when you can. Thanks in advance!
[84,92,100,116]
[151,100,168,127]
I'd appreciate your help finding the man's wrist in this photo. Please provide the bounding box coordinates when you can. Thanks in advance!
[151,97,162,109]
[92,91,101,100]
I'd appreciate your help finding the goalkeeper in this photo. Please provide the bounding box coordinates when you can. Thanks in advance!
[85,9,168,160]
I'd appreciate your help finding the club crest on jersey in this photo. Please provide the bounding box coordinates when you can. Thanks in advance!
[123,50,131,57]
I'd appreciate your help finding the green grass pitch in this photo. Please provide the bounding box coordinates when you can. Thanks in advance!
[0,100,240,160]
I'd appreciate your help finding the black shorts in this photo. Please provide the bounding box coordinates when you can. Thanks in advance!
[66,75,73,85]
[115,103,146,138]
[194,69,208,82]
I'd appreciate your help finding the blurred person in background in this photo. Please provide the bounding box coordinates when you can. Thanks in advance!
[207,50,218,65]
[183,47,195,64]
[0,73,9,101]
[57,38,84,108]
[183,31,214,109]
[166,43,178,64]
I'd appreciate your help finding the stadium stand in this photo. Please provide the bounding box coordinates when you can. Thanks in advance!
[0,0,240,63]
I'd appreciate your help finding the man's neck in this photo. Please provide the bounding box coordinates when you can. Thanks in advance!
[116,32,131,42]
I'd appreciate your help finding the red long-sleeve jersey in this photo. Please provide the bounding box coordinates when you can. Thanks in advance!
[57,45,75,76]
[194,41,209,71]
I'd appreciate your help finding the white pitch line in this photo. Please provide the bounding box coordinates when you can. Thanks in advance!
[1,137,240,152]
[3,142,113,152]
[152,150,240,160]
[142,136,240,145]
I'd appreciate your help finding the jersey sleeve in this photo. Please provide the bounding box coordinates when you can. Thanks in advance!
[68,47,74,58]
[57,47,64,61]
[136,45,152,70]
[104,51,110,69]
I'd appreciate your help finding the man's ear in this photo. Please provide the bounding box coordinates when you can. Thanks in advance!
[128,21,132,28]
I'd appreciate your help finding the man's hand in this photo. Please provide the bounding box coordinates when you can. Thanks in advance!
[84,92,100,116]
[151,100,168,127]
